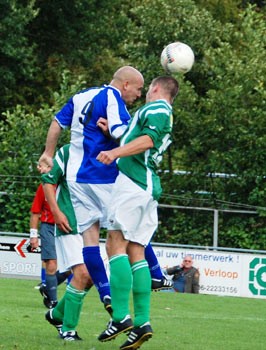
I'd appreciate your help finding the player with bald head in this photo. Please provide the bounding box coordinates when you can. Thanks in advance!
[110,66,144,106]
[38,66,144,338]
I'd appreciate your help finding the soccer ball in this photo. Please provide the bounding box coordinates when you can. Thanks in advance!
[160,42,195,74]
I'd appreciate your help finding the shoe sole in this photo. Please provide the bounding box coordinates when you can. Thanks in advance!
[99,325,133,342]
[120,332,153,350]
[61,336,82,341]
[152,286,172,292]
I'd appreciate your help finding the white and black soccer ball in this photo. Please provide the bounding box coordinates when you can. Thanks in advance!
[160,42,195,74]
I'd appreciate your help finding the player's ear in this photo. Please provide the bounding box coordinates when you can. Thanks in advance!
[123,80,129,90]
[152,83,159,93]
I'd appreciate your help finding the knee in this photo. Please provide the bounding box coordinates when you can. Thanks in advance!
[45,259,57,274]
[75,265,90,282]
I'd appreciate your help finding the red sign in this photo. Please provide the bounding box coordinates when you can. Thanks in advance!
[14,239,28,258]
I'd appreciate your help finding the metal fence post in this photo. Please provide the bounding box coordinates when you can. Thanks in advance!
[213,209,219,248]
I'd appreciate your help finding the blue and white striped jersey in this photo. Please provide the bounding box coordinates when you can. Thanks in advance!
[54,85,131,184]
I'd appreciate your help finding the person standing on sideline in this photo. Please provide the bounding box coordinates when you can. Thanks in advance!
[165,256,200,293]
[30,184,70,308]
[37,66,144,310]
[97,76,179,350]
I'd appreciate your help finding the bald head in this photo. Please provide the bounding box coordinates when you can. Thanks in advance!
[112,66,144,84]
[110,66,144,105]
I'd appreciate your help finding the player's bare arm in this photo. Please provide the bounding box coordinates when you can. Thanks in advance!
[52,209,72,234]
[96,135,154,165]
[29,212,40,250]
[42,183,72,233]
[37,120,62,173]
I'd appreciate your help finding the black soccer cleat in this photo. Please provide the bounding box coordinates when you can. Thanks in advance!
[39,284,48,299]
[43,298,58,309]
[60,330,82,341]
[120,323,153,350]
[45,309,62,334]
[34,282,44,290]
[103,295,113,316]
[98,315,133,342]
[39,284,58,309]
[151,277,173,292]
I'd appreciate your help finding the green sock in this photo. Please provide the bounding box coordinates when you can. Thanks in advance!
[132,260,151,327]
[52,295,65,321]
[110,255,132,322]
[61,284,86,332]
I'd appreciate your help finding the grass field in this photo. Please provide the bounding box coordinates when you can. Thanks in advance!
[0,277,265,350]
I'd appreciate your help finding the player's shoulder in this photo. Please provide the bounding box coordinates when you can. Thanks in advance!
[153,99,172,113]
[73,86,105,102]
[141,99,171,114]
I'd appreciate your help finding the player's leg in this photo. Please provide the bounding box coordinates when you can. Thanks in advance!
[39,223,58,308]
[82,222,111,308]
[98,230,133,342]
[129,243,151,326]
[41,261,46,284]
[45,258,58,303]
[46,234,93,340]
[145,242,173,291]
[118,242,153,350]
[55,269,71,285]
[116,175,155,349]
[49,267,92,340]
[59,264,91,340]
[68,182,112,307]
[35,261,46,289]
[99,173,151,343]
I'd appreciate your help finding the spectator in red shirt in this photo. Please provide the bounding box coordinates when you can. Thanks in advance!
[30,184,70,308]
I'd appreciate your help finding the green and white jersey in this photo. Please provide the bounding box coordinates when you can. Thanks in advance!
[41,144,78,236]
[118,99,173,200]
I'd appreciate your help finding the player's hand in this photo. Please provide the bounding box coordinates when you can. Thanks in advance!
[30,237,39,250]
[96,150,116,165]
[97,117,110,137]
[53,210,72,233]
[37,153,53,174]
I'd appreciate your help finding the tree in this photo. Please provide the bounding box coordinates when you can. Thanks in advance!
[123,0,266,248]
[24,0,134,107]
[0,0,265,249]
[0,0,38,112]
[0,71,84,232]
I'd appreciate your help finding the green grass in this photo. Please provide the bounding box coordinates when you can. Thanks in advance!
[0,277,265,350]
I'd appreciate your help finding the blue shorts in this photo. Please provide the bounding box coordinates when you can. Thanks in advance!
[40,222,56,260]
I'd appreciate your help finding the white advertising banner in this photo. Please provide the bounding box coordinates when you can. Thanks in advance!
[1,235,265,299]
[0,236,41,276]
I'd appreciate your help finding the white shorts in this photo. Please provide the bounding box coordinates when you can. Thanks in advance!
[107,172,158,246]
[67,181,113,233]
[55,234,84,273]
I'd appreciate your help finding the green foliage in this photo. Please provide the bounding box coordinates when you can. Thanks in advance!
[0,0,265,248]
[124,0,266,247]
[0,71,86,232]
[194,0,242,23]
[0,0,38,111]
